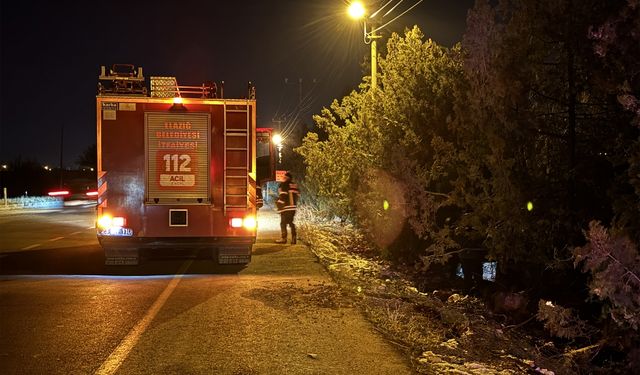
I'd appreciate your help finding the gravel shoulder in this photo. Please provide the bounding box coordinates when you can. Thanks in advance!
[298,213,571,375]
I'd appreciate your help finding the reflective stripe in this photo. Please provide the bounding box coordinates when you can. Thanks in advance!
[277,180,299,212]
[278,207,297,213]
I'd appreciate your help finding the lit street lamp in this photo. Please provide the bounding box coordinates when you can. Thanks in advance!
[348,1,381,89]
[272,133,283,147]
[272,133,283,164]
[347,0,423,89]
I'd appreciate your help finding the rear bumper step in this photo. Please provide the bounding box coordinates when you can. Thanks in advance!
[99,236,254,249]
[99,236,254,265]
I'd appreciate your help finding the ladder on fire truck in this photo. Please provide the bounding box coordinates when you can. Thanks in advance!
[223,102,252,213]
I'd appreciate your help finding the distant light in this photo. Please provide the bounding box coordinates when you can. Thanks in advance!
[383,200,390,211]
[1,165,7,169]
[348,1,366,19]
[173,97,183,104]
[44,165,50,170]
[90,167,94,172]
[272,134,283,146]
[527,201,534,211]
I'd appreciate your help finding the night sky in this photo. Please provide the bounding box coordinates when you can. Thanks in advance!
[0,0,473,168]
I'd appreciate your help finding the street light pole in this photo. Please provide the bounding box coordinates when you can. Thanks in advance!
[348,1,423,90]
[360,15,382,90]
[369,29,381,89]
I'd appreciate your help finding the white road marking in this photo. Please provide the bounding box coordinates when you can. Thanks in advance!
[19,225,93,251]
[21,244,41,250]
[94,260,193,375]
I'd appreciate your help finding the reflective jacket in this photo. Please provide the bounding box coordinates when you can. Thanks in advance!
[276,180,299,213]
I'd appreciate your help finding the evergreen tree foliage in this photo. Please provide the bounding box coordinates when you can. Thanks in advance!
[297,27,465,258]
[454,0,639,270]
[298,0,639,280]
[76,144,97,169]
[575,221,640,331]
[297,0,640,367]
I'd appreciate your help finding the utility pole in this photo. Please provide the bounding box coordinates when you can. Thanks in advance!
[59,124,64,188]
[370,31,381,89]
[348,0,423,90]
[298,78,303,106]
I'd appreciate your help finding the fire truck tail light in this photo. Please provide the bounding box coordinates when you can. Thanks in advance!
[243,216,257,230]
[229,216,256,229]
[86,190,98,197]
[112,217,126,227]
[98,215,126,229]
[98,214,113,229]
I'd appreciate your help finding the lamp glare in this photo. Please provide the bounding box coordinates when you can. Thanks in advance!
[272,134,283,146]
[348,1,365,19]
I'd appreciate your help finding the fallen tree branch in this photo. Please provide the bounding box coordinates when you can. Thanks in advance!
[564,343,601,357]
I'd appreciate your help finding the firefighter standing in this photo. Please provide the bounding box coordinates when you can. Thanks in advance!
[275,172,299,244]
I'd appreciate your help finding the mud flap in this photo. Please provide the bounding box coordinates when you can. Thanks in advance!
[104,248,140,266]
[216,247,251,265]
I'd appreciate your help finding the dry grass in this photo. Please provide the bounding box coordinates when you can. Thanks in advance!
[298,205,573,374]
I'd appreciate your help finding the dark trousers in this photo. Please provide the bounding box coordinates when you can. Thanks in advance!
[280,210,296,239]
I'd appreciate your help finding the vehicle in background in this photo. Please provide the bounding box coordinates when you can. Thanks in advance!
[47,178,98,206]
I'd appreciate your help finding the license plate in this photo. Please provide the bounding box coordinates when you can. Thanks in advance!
[101,227,134,237]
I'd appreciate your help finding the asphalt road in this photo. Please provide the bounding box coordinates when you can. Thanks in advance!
[0,206,413,374]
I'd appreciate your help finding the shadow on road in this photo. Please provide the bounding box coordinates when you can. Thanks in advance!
[0,245,245,276]
[251,243,284,256]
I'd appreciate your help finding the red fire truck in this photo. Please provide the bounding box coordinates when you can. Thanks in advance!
[96,64,274,265]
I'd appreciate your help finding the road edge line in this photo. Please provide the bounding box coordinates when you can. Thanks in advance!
[21,244,41,250]
[94,260,192,375]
